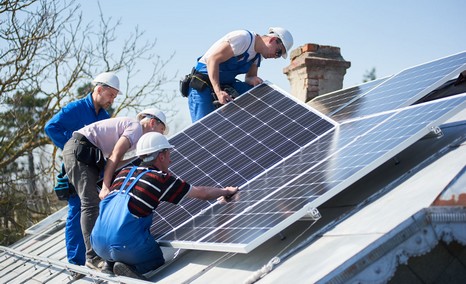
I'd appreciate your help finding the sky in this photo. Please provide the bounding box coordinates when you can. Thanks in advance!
[78,0,466,134]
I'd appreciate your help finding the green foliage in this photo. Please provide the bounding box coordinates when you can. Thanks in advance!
[363,67,377,83]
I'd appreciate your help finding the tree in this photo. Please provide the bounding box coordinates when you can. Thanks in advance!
[363,67,377,83]
[0,0,176,245]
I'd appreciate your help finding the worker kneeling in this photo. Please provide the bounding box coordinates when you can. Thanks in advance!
[90,132,239,279]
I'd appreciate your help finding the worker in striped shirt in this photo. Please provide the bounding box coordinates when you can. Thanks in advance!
[91,132,239,279]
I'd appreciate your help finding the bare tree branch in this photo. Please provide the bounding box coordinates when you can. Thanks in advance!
[0,0,177,245]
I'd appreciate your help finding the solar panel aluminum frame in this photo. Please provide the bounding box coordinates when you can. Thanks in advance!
[157,93,466,253]
[160,203,321,253]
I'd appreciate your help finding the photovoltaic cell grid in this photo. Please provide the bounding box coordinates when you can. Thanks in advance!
[308,77,389,118]
[150,83,336,238]
[156,93,466,253]
[326,51,466,122]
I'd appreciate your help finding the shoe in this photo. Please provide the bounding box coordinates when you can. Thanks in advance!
[85,256,104,271]
[101,261,114,274]
[70,271,85,280]
[113,261,146,280]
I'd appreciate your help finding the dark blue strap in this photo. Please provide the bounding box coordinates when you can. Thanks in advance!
[245,30,253,52]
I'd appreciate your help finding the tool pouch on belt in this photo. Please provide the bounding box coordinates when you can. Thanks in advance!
[54,164,76,201]
[76,143,105,171]
[179,74,192,97]
[190,72,211,92]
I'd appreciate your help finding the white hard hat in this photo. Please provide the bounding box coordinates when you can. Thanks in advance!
[92,72,121,93]
[137,108,169,135]
[268,27,294,59]
[136,132,174,157]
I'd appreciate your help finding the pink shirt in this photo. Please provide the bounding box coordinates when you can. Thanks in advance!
[76,117,143,158]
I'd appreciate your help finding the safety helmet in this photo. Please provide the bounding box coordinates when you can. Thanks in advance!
[92,72,121,93]
[136,132,174,157]
[137,108,169,135]
[268,27,294,59]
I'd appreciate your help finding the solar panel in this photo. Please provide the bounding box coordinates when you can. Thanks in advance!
[150,83,336,239]
[308,76,389,118]
[155,92,466,253]
[321,51,466,122]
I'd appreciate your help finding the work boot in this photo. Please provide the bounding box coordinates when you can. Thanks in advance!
[101,261,114,274]
[113,262,146,280]
[70,271,85,280]
[85,256,104,271]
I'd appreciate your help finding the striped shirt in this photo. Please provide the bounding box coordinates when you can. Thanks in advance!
[110,166,192,217]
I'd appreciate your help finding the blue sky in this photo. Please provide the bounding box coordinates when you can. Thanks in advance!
[80,0,466,133]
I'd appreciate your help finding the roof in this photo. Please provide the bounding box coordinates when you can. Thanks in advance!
[2,63,466,284]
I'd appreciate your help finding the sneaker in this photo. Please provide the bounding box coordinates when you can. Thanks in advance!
[101,261,114,274]
[70,271,85,280]
[113,261,146,280]
[85,256,104,271]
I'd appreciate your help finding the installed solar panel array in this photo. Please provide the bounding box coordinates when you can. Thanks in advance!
[310,51,466,121]
[149,51,466,253]
[309,76,389,118]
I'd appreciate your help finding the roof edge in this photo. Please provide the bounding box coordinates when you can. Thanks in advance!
[318,206,466,284]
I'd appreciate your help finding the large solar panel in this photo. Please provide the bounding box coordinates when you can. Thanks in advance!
[148,72,466,252]
[312,51,466,122]
[150,83,336,239]
[155,93,466,253]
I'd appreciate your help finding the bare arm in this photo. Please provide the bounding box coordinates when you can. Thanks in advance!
[187,185,239,202]
[244,63,263,86]
[99,136,131,199]
[206,41,235,104]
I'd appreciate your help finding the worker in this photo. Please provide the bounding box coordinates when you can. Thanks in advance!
[62,108,168,273]
[187,27,293,122]
[91,132,239,279]
[44,71,120,280]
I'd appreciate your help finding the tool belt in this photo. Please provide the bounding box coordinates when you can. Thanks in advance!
[189,70,212,93]
[180,68,213,96]
[183,69,239,107]
[73,133,105,171]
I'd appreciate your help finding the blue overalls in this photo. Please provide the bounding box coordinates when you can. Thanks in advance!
[188,30,262,122]
[91,167,165,274]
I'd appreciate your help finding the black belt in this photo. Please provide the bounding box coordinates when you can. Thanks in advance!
[73,133,96,148]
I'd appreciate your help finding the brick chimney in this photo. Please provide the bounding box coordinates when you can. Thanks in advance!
[284,43,351,103]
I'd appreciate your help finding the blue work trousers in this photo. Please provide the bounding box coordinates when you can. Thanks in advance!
[65,194,86,265]
[188,81,252,123]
